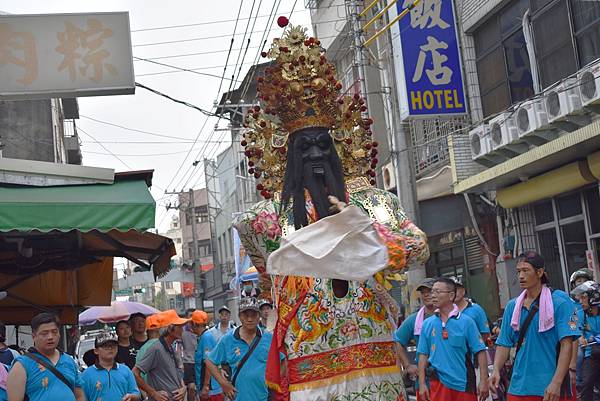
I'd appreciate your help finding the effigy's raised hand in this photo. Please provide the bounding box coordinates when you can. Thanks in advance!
[328,195,347,214]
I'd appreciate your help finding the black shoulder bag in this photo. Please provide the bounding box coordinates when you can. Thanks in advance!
[22,352,74,401]
[507,297,540,380]
[231,335,261,387]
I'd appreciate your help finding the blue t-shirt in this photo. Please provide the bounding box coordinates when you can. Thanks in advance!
[14,351,81,401]
[393,311,433,347]
[80,362,139,401]
[208,328,272,401]
[394,310,433,390]
[496,290,581,397]
[417,313,486,392]
[195,330,223,396]
[462,302,490,334]
[577,309,600,358]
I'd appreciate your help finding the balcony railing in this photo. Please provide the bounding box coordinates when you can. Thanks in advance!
[410,117,469,178]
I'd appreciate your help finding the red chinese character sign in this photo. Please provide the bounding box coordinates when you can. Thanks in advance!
[0,12,134,100]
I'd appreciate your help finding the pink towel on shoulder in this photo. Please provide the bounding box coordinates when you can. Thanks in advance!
[510,285,554,332]
[414,306,426,336]
[0,362,7,390]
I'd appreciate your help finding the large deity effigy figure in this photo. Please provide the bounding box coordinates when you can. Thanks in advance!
[235,20,429,401]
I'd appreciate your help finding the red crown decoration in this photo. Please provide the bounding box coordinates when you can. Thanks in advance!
[241,20,379,199]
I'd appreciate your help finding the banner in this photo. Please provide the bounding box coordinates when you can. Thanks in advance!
[397,0,467,116]
[232,227,252,290]
[0,12,134,100]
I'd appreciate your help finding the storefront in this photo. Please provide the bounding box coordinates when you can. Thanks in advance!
[513,183,600,290]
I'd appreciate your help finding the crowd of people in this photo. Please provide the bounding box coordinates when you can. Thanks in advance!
[394,252,600,401]
[0,253,598,401]
[0,295,274,401]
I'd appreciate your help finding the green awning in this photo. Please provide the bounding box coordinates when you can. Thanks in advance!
[0,179,155,232]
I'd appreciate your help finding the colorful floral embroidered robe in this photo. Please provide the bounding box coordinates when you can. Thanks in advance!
[235,180,429,401]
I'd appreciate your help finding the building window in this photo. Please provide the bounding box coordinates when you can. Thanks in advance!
[532,186,599,290]
[473,0,534,117]
[532,1,578,88]
[165,282,173,290]
[586,186,600,234]
[197,239,212,258]
[570,0,600,66]
[185,205,209,225]
[530,0,600,88]
[187,240,211,259]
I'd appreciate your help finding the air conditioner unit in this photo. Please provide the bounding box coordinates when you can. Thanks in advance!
[469,124,503,167]
[578,58,600,113]
[489,112,528,157]
[382,161,396,191]
[514,99,557,145]
[544,76,589,131]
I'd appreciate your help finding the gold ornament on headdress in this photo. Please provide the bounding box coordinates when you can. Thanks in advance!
[241,20,380,199]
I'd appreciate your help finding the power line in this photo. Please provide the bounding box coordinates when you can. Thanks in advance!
[164,3,248,194]
[130,8,309,32]
[81,140,225,144]
[77,127,132,170]
[133,57,240,81]
[131,23,345,63]
[190,0,295,190]
[81,115,198,141]
[176,2,280,192]
[83,149,203,157]
[186,0,284,190]
[135,82,229,119]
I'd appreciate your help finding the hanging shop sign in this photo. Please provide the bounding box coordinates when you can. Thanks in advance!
[0,12,134,100]
[396,0,467,116]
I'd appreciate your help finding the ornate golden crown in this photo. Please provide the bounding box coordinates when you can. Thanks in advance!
[242,21,379,199]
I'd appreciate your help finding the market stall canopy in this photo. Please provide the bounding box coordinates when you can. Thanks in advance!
[0,170,176,325]
[0,175,153,232]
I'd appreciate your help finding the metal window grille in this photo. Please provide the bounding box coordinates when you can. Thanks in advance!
[409,116,469,177]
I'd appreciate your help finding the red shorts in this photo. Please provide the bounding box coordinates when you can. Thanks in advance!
[208,395,224,401]
[430,380,477,401]
[507,394,575,401]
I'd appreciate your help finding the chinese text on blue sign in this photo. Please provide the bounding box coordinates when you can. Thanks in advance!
[397,0,466,116]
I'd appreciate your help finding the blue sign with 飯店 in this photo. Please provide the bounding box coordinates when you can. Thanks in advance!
[397,0,467,116]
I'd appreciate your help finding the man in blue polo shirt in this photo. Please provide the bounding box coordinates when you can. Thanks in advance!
[417,277,488,401]
[490,251,580,401]
[452,277,491,341]
[6,312,84,401]
[80,331,140,401]
[206,297,272,401]
[196,315,224,401]
[393,277,436,399]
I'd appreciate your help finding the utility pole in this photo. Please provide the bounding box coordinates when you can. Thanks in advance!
[346,0,420,223]
[347,0,423,310]
[188,188,202,309]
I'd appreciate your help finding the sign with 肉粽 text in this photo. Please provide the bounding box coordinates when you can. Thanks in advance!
[0,12,134,100]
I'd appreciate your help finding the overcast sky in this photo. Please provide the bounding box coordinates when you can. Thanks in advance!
[2,0,318,232]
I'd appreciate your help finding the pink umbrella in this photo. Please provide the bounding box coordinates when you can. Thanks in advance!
[79,301,159,326]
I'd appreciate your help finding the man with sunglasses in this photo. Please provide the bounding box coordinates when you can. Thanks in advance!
[417,277,489,401]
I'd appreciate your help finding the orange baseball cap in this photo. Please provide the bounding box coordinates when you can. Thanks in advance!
[191,310,209,325]
[146,313,164,330]
[161,309,190,326]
